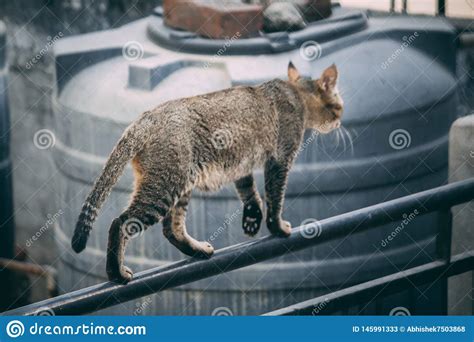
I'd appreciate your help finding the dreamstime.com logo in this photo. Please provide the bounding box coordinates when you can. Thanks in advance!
[33,307,55,316]
[211,307,234,316]
[300,218,322,239]
[5,320,147,337]
[122,41,144,61]
[122,217,145,239]
[300,40,322,61]
[211,129,233,150]
[33,129,56,150]
[6,320,24,338]
[389,129,411,150]
[389,306,411,316]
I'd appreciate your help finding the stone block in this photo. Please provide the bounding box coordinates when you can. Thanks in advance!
[163,0,263,39]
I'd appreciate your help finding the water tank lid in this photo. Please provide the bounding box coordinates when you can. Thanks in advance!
[148,5,368,55]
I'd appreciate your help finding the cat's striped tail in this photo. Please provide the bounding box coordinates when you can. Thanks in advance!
[71,115,151,253]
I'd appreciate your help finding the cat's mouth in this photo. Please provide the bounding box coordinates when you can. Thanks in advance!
[317,120,341,134]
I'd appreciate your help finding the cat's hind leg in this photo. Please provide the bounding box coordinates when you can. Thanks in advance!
[235,174,263,236]
[105,215,136,284]
[162,191,214,259]
[106,182,173,284]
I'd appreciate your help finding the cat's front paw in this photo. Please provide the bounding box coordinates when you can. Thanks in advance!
[107,265,133,284]
[242,201,263,236]
[267,217,292,237]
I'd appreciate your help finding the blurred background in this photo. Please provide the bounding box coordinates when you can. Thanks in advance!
[0,0,473,315]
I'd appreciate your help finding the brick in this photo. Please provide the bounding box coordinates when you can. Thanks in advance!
[163,0,264,39]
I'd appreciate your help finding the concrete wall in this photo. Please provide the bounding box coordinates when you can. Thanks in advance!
[0,0,160,268]
[448,114,474,315]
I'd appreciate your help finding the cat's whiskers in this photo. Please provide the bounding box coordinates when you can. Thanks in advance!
[341,126,354,156]
[315,129,322,146]
[347,127,355,156]
[338,127,347,153]
[335,128,341,150]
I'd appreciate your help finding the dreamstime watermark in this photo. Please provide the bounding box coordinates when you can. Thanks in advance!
[189,162,201,183]
[298,130,319,154]
[122,218,145,239]
[380,209,419,248]
[122,41,144,61]
[202,32,241,69]
[312,298,330,315]
[211,307,233,316]
[282,121,333,161]
[208,208,241,242]
[5,320,146,337]
[133,296,152,316]
[26,209,63,248]
[300,218,322,239]
[381,31,419,70]
[287,129,319,161]
[389,306,411,316]
[389,129,411,150]
[25,32,64,69]
[300,40,322,61]
[211,128,233,150]
[6,320,24,338]
[188,151,206,183]
[33,129,56,150]
[33,307,55,316]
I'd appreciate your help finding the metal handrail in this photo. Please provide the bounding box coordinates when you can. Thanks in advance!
[265,251,474,315]
[2,178,474,316]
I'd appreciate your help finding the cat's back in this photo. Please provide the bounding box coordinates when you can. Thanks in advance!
[185,85,271,121]
[145,82,285,157]
[148,78,291,122]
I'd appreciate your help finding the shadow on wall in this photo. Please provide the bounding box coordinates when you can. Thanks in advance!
[0,0,162,297]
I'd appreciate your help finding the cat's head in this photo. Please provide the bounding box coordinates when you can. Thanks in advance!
[288,62,343,134]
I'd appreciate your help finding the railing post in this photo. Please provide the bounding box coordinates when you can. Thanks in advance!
[402,0,408,13]
[438,0,446,16]
[436,211,453,263]
[435,210,453,315]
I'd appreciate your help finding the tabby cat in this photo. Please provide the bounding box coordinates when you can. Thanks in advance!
[71,62,343,283]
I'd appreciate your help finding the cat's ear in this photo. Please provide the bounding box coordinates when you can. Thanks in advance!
[318,64,338,92]
[288,61,301,82]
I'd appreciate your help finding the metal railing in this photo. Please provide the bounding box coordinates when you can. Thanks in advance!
[390,0,446,15]
[2,178,473,316]
[265,251,473,315]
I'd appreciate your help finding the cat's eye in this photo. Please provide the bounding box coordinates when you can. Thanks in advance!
[327,104,342,119]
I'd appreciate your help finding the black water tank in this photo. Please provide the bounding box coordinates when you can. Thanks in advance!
[53,6,459,315]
